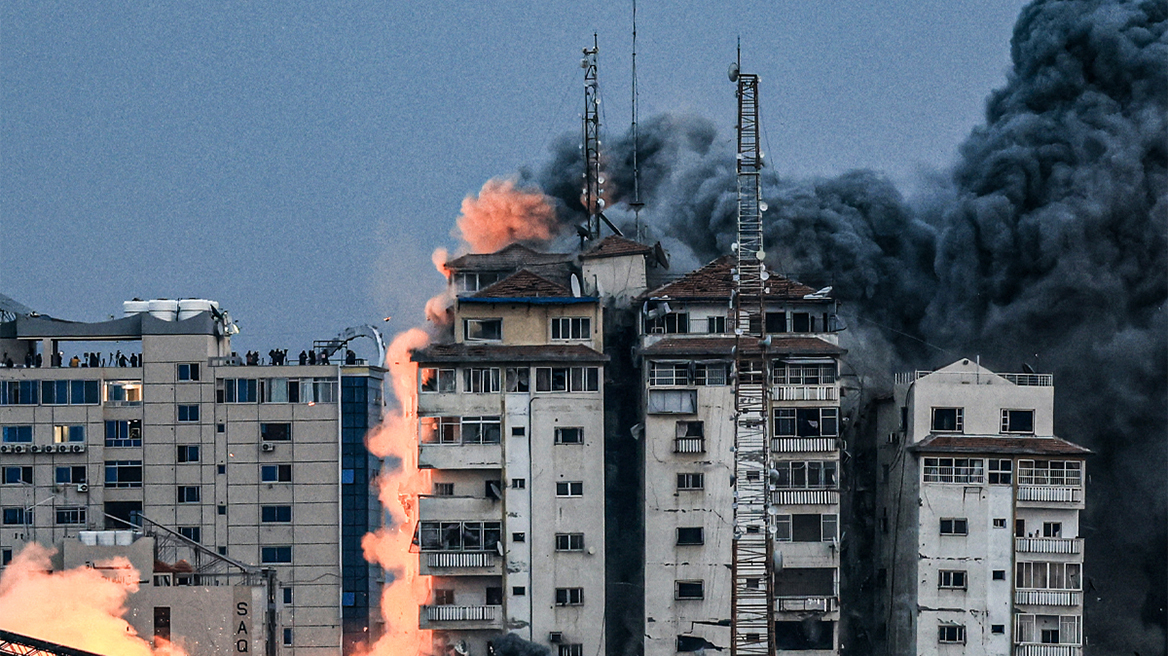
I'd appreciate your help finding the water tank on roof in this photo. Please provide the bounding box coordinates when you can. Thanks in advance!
[114,530,134,545]
[177,299,217,321]
[147,299,179,321]
[78,531,98,546]
[123,300,150,317]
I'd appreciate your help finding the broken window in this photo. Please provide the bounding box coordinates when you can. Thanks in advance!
[647,389,697,414]
[555,427,584,444]
[463,367,501,393]
[773,567,835,596]
[773,407,839,437]
[463,318,502,341]
[645,312,689,334]
[454,272,501,292]
[505,367,530,392]
[674,580,704,600]
[420,368,455,393]
[674,421,705,453]
[535,367,598,392]
[461,416,501,444]
[419,416,460,444]
[676,527,704,545]
[774,621,834,650]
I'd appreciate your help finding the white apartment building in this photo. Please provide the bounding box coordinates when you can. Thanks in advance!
[411,249,607,656]
[637,256,845,655]
[0,300,384,656]
[877,359,1089,656]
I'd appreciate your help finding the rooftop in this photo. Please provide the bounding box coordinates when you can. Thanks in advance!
[459,269,596,305]
[444,243,574,272]
[910,434,1091,457]
[578,235,654,260]
[642,255,822,302]
[411,343,608,364]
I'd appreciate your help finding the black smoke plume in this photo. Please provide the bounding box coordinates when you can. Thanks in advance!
[531,0,1166,653]
[489,634,551,656]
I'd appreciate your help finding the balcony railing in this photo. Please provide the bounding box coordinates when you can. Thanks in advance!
[771,489,839,505]
[1018,468,1082,487]
[673,437,706,454]
[774,385,838,402]
[1015,590,1080,606]
[772,438,837,452]
[422,604,500,622]
[893,371,1052,386]
[1017,486,1082,503]
[1015,537,1082,554]
[775,596,837,612]
[425,552,496,568]
[1014,644,1081,656]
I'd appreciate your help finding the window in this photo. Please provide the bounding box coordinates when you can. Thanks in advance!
[262,506,292,523]
[938,625,965,644]
[511,478,525,489]
[105,461,143,488]
[282,587,293,604]
[485,587,503,605]
[555,427,584,444]
[554,588,584,606]
[769,461,838,489]
[177,445,200,463]
[649,362,688,386]
[454,271,501,292]
[177,363,201,381]
[694,363,727,385]
[418,521,501,552]
[676,527,704,545]
[773,408,839,437]
[993,570,1006,580]
[3,467,32,485]
[777,514,839,542]
[512,532,525,543]
[558,646,583,656]
[177,405,200,422]
[551,317,591,340]
[938,570,968,589]
[675,580,704,599]
[774,568,835,596]
[282,628,293,647]
[1016,562,1082,590]
[676,473,704,491]
[53,425,86,443]
[222,378,258,403]
[940,518,968,535]
[1001,409,1035,433]
[260,423,291,442]
[535,367,599,392]
[432,483,454,496]
[461,416,502,444]
[707,316,726,333]
[647,389,697,414]
[463,367,501,393]
[555,533,585,551]
[55,466,87,484]
[2,426,33,443]
[464,318,502,341]
[1016,614,1081,645]
[3,508,29,525]
[1018,460,1082,486]
[261,546,292,563]
[261,464,292,482]
[556,481,584,497]
[104,420,142,447]
[178,526,201,543]
[931,408,964,432]
[505,367,530,392]
[512,586,526,596]
[0,381,38,405]
[645,312,689,334]
[2,548,11,566]
[993,518,1007,528]
[923,458,985,484]
[420,416,461,444]
[40,380,99,405]
[988,459,1012,484]
[773,362,837,385]
[991,624,1005,634]
[1043,522,1062,538]
[420,368,455,393]
[673,421,705,453]
[104,381,142,404]
[177,486,201,503]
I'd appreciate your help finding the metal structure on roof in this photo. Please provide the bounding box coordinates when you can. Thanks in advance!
[0,629,107,656]
[580,35,622,244]
[728,56,775,656]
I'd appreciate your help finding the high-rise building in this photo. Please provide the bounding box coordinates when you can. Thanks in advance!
[0,300,384,655]
[876,359,1089,655]
[411,246,607,656]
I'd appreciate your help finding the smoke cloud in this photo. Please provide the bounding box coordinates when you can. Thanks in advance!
[454,178,559,254]
[0,543,185,656]
[527,0,1165,652]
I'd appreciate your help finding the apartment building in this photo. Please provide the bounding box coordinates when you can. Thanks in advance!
[638,256,845,655]
[411,248,608,656]
[0,300,384,655]
[876,359,1089,655]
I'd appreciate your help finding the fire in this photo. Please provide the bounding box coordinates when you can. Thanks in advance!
[454,178,557,253]
[0,543,186,656]
[361,328,434,656]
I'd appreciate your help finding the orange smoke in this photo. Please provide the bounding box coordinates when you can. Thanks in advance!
[454,178,557,253]
[0,543,185,656]
[361,328,434,656]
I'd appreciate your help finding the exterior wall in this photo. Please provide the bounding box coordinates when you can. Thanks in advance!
[581,255,648,305]
[455,303,603,352]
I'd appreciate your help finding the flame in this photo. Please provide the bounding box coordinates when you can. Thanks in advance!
[454,178,557,253]
[0,543,187,656]
[361,328,434,656]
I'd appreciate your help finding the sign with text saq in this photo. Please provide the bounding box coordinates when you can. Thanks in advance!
[233,585,260,653]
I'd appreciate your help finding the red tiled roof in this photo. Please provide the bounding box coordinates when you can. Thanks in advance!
[444,243,573,271]
[910,434,1091,456]
[471,270,574,299]
[640,336,845,358]
[579,235,654,259]
[642,255,820,301]
[411,343,608,364]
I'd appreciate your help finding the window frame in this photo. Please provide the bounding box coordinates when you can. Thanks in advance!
[931,407,965,433]
[938,570,968,590]
[177,363,201,381]
[937,625,966,644]
[550,316,592,341]
[1001,408,1035,434]
[463,318,503,342]
[555,427,584,445]
[939,517,969,536]
[676,472,705,491]
[554,533,585,552]
[676,527,705,546]
[554,587,584,606]
[420,368,456,393]
[555,481,584,497]
[674,580,705,600]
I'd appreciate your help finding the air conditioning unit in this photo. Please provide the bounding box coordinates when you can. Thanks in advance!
[72,444,87,453]
[0,445,11,454]
[129,427,142,441]
[29,445,42,454]
[76,483,89,493]
[12,445,27,454]
[548,632,563,644]
[42,445,56,454]
[261,443,276,452]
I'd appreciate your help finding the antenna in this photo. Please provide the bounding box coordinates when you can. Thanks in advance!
[581,34,603,241]
[630,0,645,240]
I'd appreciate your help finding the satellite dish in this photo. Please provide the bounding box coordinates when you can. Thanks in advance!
[488,482,503,500]
[495,541,504,556]
[454,641,470,656]
[760,271,771,281]
[772,549,783,572]
[728,62,740,82]
[759,201,768,212]
[570,274,582,298]
[756,250,766,261]
[653,242,670,269]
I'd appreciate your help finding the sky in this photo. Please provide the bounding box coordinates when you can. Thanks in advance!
[1,0,1028,359]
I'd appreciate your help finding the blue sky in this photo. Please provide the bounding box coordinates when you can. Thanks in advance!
[1,1,1027,358]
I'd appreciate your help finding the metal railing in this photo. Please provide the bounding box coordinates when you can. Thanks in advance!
[673,436,706,453]
[772,437,837,452]
[894,371,1052,386]
[1015,537,1082,554]
[425,552,496,568]
[774,385,838,401]
[423,605,500,622]
[1018,468,1082,487]
[1014,644,1081,656]
[775,596,837,612]
[1017,486,1083,503]
[1015,590,1079,606]
[771,489,839,505]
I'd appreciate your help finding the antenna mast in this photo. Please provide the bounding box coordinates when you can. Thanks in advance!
[582,34,603,241]
[728,53,774,656]
[630,0,644,239]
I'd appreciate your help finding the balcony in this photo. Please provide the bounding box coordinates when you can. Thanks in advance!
[771,489,839,505]
[775,596,837,613]
[673,436,705,454]
[419,496,500,521]
[1014,645,1081,656]
[772,438,837,453]
[420,551,501,576]
[419,604,503,630]
[774,385,838,402]
[1017,486,1082,503]
[1015,537,1082,554]
[418,443,502,470]
[1015,590,1080,606]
